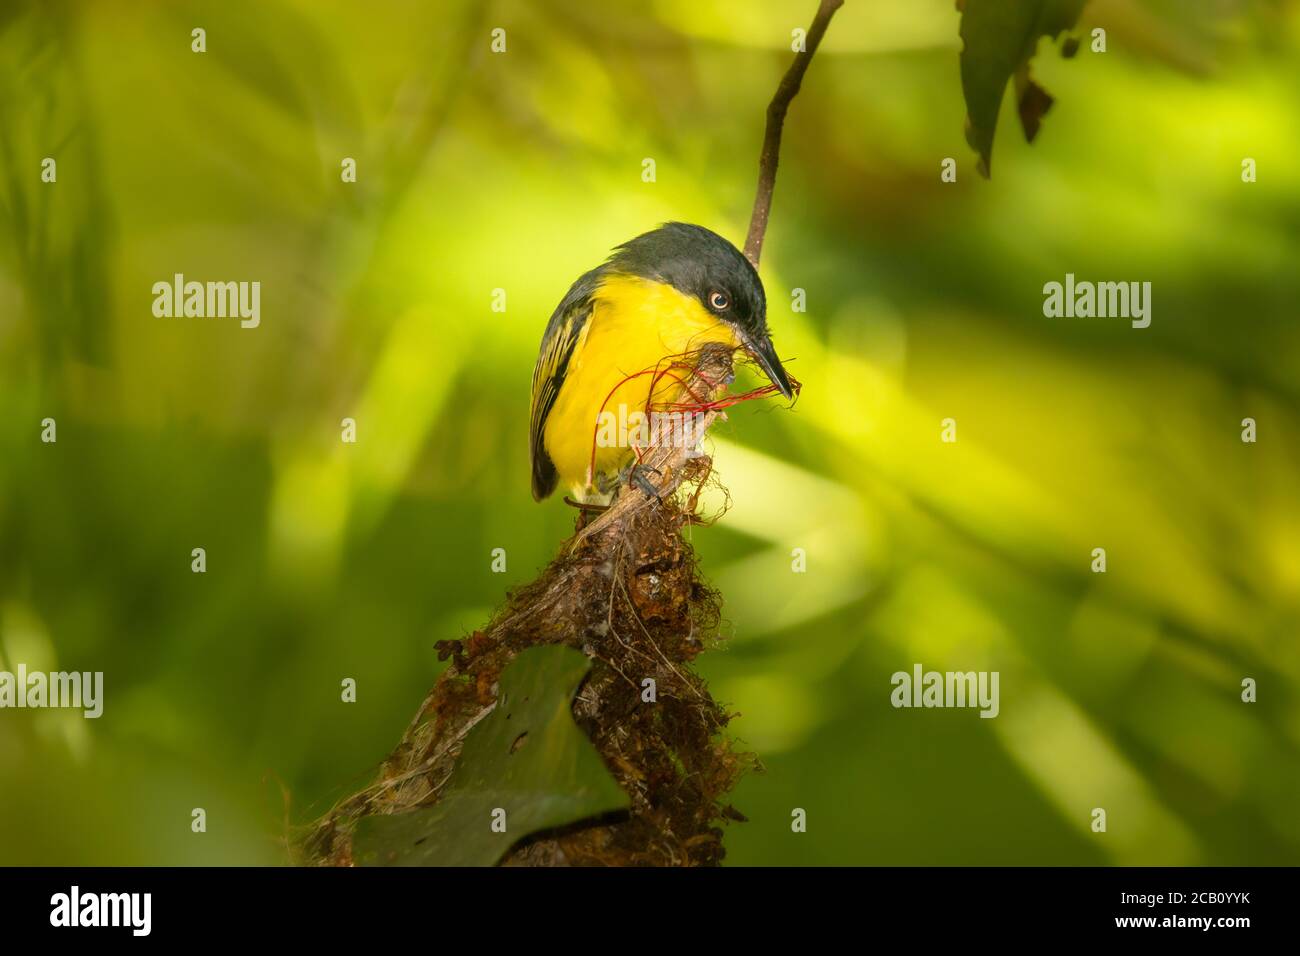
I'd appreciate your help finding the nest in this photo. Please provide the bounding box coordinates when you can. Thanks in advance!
[302,345,759,866]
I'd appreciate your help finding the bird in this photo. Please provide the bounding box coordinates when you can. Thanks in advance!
[529,222,793,504]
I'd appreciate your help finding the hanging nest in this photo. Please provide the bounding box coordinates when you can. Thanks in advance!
[301,345,785,866]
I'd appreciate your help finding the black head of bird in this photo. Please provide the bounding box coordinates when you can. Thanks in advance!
[606,223,793,399]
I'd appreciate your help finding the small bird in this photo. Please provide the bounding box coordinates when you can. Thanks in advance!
[530,222,793,503]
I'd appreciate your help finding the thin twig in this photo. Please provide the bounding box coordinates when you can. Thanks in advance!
[743,0,844,268]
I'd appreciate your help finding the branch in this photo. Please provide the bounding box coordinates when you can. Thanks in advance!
[305,346,745,867]
[743,0,844,268]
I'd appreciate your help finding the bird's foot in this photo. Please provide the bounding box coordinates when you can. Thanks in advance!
[620,461,662,500]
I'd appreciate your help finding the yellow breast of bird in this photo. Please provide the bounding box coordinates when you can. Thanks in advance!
[544,273,739,497]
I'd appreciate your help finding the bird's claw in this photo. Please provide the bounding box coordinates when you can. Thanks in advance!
[624,462,662,500]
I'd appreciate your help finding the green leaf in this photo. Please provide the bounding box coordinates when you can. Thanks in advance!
[353,645,629,867]
[958,0,1087,177]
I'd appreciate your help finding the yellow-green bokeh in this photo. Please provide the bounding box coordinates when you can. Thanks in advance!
[1,0,1298,865]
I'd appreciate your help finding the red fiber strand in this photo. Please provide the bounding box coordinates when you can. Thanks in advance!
[585,346,800,488]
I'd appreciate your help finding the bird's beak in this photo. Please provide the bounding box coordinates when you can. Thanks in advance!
[742,331,794,400]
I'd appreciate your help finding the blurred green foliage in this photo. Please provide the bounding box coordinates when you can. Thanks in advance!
[1,0,1298,865]
[352,646,628,867]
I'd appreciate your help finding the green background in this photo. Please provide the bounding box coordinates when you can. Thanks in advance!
[1,0,1298,865]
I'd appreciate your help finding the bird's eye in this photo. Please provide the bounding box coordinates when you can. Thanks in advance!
[708,291,730,311]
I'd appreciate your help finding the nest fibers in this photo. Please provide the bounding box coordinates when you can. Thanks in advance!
[303,346,769,866]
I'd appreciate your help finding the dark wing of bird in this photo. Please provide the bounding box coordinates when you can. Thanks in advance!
[529,266,604,500]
